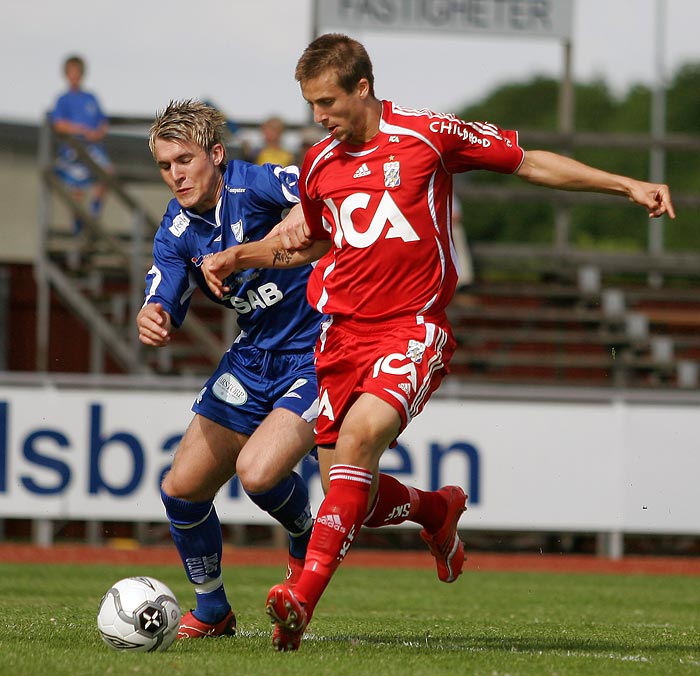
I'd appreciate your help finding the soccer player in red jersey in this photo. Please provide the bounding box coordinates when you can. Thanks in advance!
[202,34,675,651]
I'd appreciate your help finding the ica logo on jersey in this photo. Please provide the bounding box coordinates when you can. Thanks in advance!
[325,191,418,249]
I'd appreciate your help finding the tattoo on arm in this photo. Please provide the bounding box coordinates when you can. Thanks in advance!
[272,248,295,267]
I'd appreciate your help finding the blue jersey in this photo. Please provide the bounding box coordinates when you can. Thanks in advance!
[51,89,108,135]
[144,160,323,352]
[51,89,111,187]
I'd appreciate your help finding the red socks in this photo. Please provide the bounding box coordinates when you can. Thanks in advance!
[364,473,447,533]
[294,468,448,616]
[294,465,372,612]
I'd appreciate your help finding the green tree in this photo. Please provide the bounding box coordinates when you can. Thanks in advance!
[454,67,700,253]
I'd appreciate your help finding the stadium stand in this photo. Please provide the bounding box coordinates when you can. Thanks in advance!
[448,246,700,388]
[2,117,700,389]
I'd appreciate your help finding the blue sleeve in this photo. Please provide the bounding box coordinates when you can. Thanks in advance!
[91,92,108,126]
[51,95,68,123]
[143,207,195,328]
[240,161,300,211]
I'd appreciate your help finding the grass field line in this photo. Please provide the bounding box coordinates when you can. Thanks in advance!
[237,627,658,663]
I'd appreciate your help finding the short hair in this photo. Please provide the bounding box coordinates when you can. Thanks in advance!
[63,55,85,75]
[295,33,375,97]
[149,99,228,160]
[262,116,285,131]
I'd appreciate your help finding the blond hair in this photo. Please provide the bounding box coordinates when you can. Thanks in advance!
[149,99,227,160]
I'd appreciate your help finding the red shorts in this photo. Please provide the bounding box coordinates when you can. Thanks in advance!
[313,317,456,447]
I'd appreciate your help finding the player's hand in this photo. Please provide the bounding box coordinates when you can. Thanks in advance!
[629,181,676,219]
[272,203,313,250]
[136,302,172,347]
[202,250,237,299]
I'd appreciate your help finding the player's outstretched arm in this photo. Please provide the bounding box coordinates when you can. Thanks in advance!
[136,302,172,347]
[516,150,676,219]
[201,237,331,299]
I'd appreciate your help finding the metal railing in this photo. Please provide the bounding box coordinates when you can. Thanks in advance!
[29,116,700,387]
[35,116,228,375]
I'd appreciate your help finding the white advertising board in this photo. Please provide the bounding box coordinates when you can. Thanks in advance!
[0,385,698,534]
[317,0,574,40]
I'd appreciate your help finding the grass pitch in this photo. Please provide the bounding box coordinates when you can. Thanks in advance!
[0,559,698,675]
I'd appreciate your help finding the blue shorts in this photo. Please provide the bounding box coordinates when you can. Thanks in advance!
[192,343,319,437]
[55,143,111,189]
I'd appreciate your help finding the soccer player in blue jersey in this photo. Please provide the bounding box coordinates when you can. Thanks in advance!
[50,55,112,232]
[136,99,328,639]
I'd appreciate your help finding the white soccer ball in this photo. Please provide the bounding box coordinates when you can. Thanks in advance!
[97,576,181,652]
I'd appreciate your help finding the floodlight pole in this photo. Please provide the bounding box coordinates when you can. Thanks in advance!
[308,0,321,125]
[649,0,667,259]
[311,0,320,39]
[555,37,574,251]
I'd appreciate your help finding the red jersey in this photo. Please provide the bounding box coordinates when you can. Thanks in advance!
[300,100,524,323]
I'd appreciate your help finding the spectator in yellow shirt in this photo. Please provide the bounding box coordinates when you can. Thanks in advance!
[254,116,294,166]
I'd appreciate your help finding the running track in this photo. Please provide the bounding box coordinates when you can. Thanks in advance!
[1,544,699,576]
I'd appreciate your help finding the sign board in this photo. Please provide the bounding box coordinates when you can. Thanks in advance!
[317,0,574,40]
[1,384,699,535]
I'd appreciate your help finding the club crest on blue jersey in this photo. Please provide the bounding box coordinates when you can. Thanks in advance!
[230,219,244,242]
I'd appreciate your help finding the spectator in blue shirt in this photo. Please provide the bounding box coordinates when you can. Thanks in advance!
[51,55,112,232]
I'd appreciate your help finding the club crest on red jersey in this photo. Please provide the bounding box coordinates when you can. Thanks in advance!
[406,340,426,363]
[383,159,400,188]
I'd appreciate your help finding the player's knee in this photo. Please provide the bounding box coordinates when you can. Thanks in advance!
[238,468,277,494]
[236,458,279,494]
[160,471,183,499]
[160,468,201,501]
[337,435,380,469]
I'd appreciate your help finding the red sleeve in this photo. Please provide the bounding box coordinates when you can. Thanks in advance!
[300,153,331,241]
[401,108,523,175]
[440,120,524,175]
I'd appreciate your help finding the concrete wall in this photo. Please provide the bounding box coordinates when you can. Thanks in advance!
[0,151,40,262]
[0,148,172,263]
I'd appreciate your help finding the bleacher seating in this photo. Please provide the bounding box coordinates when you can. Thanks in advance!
[447,265,700,389]
[4,116,696,388]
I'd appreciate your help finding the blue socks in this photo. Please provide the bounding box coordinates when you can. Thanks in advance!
[161,472,312,624]
[161,489,230,624]
[245,471,313,560]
